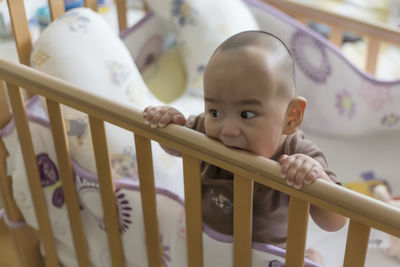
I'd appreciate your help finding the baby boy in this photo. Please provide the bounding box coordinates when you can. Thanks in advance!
[143,31,347,247]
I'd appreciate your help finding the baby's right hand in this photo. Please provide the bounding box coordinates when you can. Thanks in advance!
[143,106,186,128]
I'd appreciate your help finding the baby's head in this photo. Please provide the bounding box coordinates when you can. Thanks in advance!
[203,31,306,158]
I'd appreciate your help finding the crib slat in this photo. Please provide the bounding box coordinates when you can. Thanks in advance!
[0,81,11,128]
[285,197,310,267]
[134,135,163,267]
[143,1,150,12]
[7,0,32,66]
[366,37,380,74]
[46,100,90,267]
[84,0,97,11]
[6,83,60,267]
[115,0,128,32]
[48,0,65,21]
[89,117,125,266]
[182,155,203,267]
[329,26,343,47]
[233,175,254,267]
[343,220,370,267]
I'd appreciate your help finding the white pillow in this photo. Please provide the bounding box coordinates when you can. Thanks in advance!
[146,0,259,97]
[31,8,161,175]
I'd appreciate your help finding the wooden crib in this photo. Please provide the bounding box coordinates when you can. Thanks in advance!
[0,0,400,267]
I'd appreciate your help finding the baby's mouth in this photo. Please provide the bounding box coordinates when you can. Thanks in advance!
[219,138,247,151]
[225,144,246,151]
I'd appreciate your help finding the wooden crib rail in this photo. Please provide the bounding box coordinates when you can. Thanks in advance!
[264,0,400,75]
[0,0,128,130]
[1,57,400,267]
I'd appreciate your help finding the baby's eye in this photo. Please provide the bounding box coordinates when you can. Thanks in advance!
[240,111,256,119]
[209,109,220,118]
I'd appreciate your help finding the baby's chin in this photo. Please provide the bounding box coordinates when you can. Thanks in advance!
[250,150,276,159]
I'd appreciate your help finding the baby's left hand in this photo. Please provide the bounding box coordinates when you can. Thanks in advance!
[279,154,326,189]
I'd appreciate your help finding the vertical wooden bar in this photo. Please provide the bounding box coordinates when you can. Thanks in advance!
[84,0,97,11]
[366,37,380,74]
[46,100,90,267]
[233,175,253,267]
[89,117,124,266]
[134,135,162,267]
[7,83,59,267]
[343,220,370,267]
[0,139,42,267]
[0,81,11,128]
[7,0,35,98]
[48,0,65,21]
[329,26,343,47]
[7,0,32,66]
[182,155,203,267]
[143,1,150,12]
[115,0,128,32]
[285,197,309,267]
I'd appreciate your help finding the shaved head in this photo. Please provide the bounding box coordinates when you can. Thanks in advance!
[210,30,295,100]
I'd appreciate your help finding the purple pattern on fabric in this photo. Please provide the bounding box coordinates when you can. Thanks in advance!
[361,171,376,181]
[67,119,87,137]
[160,235,172,267]
[197,64,205,73]
[105,60,131,86]
[268,260,285,267]
[110,148,138,180]
[61,11,90,33]
[36,153,65,208]
[244,0,400,85]
[52,187,65,208]
[172,0,196,26]
[335,89,356,119]
[37,153,59,186]
[381,113,400,127]
[291,30,331,84]
[357,81,393,111]
[115,188,132,233]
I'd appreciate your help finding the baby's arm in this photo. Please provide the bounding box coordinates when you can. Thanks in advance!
[280,154,347,231]
[143,106,186,156]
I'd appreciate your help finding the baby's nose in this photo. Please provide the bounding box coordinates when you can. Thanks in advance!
[221,121,241,137]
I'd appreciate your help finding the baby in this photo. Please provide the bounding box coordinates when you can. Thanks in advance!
[143,31,347,247]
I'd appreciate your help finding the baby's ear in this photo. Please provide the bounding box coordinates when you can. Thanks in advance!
[283,97,307,135]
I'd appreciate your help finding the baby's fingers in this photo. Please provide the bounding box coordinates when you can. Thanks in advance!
[143,106,167,127]
[293,162,314,189]
[279,154,292,177]
[172,114,186,126]
[143,106,156,125]
[149,111,164,128]
[143,106,185,128]
[280,155,301,186]
[159,111,185,127]
[304,166,322,185]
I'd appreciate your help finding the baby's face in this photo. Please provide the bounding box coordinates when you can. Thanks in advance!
[203,46,289,158]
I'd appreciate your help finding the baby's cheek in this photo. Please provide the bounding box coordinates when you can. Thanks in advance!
[254,140,279,158]
[204,120,219,139]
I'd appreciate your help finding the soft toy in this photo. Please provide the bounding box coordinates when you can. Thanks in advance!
[344,179,387,198]
[343,171,390,198]
[373,184,400,261]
